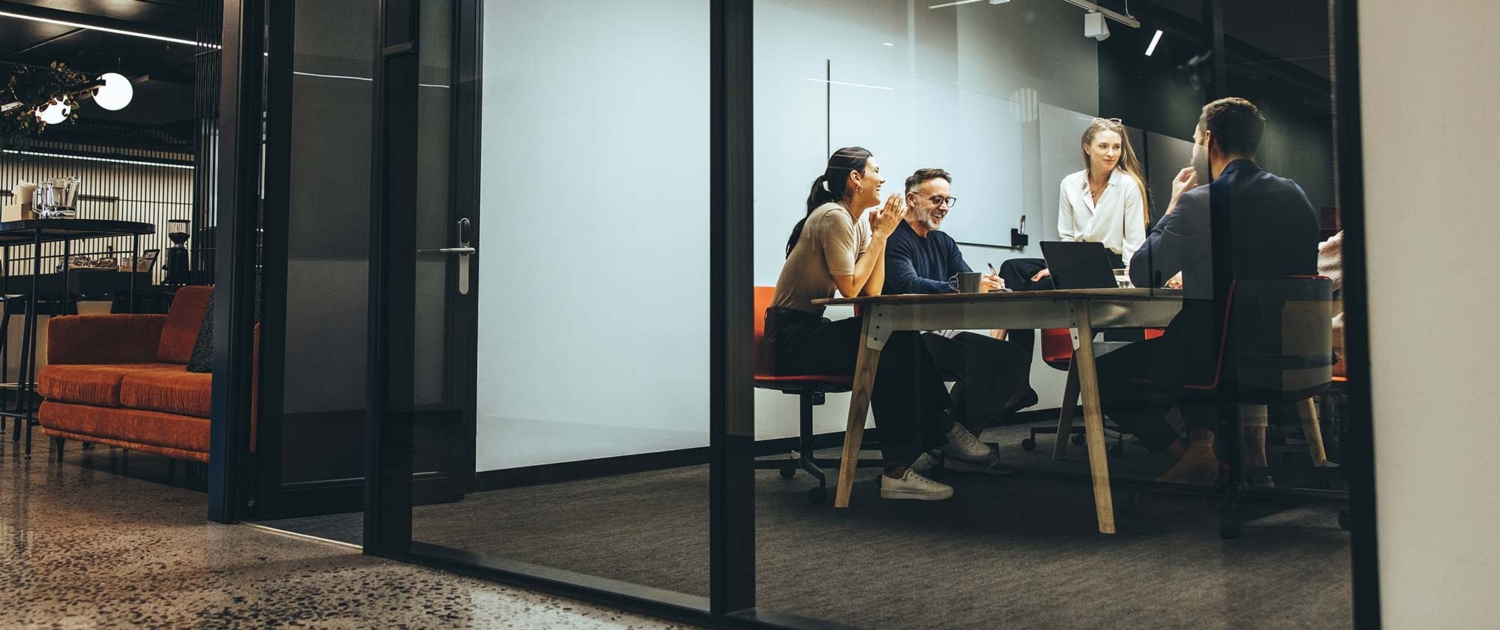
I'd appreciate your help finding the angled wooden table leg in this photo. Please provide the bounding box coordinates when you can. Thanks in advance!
[1296,397,1330,466]
[1052,361,1080,460]
[1071,299,1116,534]
[834,313,882,509]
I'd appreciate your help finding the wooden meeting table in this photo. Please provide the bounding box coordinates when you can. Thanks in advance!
[813,287,1183,534]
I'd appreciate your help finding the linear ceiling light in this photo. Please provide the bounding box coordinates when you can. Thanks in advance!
[0,10,210,47]
[1145,29,1163,56]
[2,149,194,170]
[929,0,984,9]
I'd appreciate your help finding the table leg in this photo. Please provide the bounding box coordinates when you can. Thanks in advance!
[1071,299,1116,534]
[130,234,139,313]
[834,313,882,509]
[17,230,41,456]
[1051,361,1080,460]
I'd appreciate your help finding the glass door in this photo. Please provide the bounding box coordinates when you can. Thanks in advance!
[367,0,718,608]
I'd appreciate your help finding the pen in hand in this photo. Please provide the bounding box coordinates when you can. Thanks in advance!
[986,263,1012,292]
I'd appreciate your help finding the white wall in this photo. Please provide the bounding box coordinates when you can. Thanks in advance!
[753,0,1100,440]
[474,0,711,471]
[1360,2,1500,627]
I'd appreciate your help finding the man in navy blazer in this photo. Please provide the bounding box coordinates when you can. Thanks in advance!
[1098,97,1321,484]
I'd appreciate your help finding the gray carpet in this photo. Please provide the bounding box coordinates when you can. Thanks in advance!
[261,423,1353,630]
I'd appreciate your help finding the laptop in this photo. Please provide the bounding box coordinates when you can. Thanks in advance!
[1040,241,1119,289]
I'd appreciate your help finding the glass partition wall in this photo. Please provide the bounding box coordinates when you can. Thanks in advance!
[351,1,1374,628]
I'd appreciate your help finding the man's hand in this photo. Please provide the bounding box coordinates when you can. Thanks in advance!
[1031,268,1051,283]
[870,193,907,238]
[1168,166,1198,212]
[981,274,1005,292]
[1165,271,1183,289]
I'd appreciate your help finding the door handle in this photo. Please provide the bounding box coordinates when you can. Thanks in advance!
[416,219,474,295]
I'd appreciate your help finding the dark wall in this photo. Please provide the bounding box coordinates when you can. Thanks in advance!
[1099,0,1338,213]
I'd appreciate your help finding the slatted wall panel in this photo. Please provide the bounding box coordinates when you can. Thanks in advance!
[193,0,223,285]
[0,141,194,284]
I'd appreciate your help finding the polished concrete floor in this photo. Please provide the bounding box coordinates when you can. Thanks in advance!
[0,436,700,630]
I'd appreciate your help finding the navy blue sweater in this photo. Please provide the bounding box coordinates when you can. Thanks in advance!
[885,221,971,294]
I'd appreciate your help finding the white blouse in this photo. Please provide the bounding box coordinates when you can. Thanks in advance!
[1058,168,1147,266]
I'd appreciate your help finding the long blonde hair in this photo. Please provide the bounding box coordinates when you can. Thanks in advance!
[1081,118,1151,228]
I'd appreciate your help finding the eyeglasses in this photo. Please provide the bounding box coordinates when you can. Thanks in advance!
[1092,117,1124,127]
[926,195,957,208]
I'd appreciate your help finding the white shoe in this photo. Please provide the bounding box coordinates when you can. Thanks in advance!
[937,422,992,463]
[879,469,954,501]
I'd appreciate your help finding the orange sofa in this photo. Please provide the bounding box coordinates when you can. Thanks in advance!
[35,286,247,463]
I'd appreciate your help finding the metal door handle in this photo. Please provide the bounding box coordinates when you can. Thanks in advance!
[417,218,474,295]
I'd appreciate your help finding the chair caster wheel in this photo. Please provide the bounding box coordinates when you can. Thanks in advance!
[1338,509,1352,531]
[808,486,827,505]
[779,463,797,479]
[1109,443,1124,459]
[1021,438,1037,452]
[1071,433,1086,446]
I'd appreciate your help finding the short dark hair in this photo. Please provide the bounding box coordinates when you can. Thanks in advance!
[905,168,952,194]
[1198,97,1265,157]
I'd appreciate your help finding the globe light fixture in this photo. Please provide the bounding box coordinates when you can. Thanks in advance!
[92,72,133,111]
[35,99,70,125]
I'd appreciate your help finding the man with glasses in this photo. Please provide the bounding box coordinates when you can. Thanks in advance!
[884,168,1036,474]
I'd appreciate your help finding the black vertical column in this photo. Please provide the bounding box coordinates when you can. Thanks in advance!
[208,0,266,524]
[366,0,420,551]
[709,0,755,615]
[1332,1,1381,627]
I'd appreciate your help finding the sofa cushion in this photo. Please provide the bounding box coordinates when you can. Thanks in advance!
[38,401,210,454]
[120,367,212,418]
[37,363,181,408]
[157,286,213,364]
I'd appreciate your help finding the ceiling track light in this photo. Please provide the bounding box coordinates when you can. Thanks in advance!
[1059,0,1140,28]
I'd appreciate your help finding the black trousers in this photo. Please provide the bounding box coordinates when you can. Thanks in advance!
[996,258,1055,358]
[922,332,1030,433]
[765,308,951,465]
[1092,335,1219,452]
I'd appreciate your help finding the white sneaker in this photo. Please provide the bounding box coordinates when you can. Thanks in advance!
[937,422,992,463]
[879,469,954,501]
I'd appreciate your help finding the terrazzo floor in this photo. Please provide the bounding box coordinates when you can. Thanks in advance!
[0,437,702,630]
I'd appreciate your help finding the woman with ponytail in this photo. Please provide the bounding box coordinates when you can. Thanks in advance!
[997,117,1151,364]
[766,147,999,502]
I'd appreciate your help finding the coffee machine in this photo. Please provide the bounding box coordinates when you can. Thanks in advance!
[164,219,190,285]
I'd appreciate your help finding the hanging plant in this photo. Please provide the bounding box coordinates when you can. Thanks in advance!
[0,62,93,151]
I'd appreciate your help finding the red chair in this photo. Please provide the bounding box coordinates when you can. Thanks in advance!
[752,286,880,504]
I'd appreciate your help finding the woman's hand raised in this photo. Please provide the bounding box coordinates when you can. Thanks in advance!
[870,194,907,238]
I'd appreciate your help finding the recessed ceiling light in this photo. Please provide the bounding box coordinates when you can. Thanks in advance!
[0,10,211,48]
[882,42,894,47]
[1145,29,1163,56]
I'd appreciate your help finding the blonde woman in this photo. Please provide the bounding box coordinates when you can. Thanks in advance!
[998,117,1151,359]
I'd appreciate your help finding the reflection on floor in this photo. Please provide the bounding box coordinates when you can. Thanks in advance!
[0,439,702,629]
[265,421,1353,630]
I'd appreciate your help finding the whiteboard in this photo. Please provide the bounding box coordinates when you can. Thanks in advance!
[826,60,1025,247]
